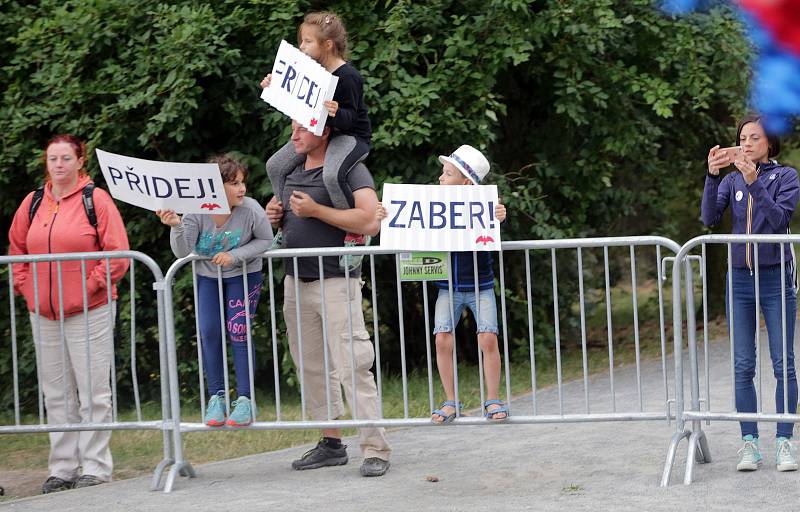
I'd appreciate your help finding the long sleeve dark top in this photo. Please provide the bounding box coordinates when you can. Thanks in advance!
[700,160,799,269]
[329,62,372,143]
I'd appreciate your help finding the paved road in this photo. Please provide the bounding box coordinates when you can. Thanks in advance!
[4,337,800,511]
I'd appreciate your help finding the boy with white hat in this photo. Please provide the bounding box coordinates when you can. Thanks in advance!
[377,144,508,423]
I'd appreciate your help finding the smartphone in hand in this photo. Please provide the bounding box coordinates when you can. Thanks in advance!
[718,146,743,166]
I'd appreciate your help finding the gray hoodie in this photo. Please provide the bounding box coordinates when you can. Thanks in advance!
[169,196,272,278]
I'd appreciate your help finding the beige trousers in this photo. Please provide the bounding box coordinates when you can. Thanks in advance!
[30,302,115,481]
[284,276,391,460]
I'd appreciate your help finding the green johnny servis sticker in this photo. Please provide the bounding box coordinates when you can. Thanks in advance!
[398,252,449,281]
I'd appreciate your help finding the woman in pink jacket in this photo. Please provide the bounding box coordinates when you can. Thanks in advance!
[8,134,129,494]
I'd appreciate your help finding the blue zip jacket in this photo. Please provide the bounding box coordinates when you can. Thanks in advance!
[434,251,495,292]
[701,160,799,269]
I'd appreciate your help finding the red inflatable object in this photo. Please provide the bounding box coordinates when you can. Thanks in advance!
[740,0,800,55]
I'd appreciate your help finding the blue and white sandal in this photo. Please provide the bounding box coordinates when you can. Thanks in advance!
[431,400,463,424]
[484,399,509,421]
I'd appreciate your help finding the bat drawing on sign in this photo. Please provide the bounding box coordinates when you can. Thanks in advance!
[475,235,495,245]
[200,203,222,211]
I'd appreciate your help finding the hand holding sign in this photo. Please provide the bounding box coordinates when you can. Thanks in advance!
[495,202,506,222]
[156,209,181,227]
[375,202,388,222]
[260,40,339,136]
[324,100,339,117]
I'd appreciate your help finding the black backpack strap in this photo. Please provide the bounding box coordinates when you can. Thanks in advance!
[82,184,98,227]
[28,186,45,224]
[81,184,102,249]
[28,184,101,246]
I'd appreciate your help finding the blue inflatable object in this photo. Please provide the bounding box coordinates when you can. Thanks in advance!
[661,0,700,15]
[661,0,798,132]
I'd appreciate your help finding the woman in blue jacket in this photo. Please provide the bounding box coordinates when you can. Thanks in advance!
[702,114,799,472]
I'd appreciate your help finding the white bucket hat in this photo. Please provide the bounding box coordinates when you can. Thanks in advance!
[438,145,490,185]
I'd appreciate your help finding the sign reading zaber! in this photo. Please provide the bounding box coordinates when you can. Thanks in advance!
[260,40,339,136]
[95,149,231,214]
[379,184,501,252]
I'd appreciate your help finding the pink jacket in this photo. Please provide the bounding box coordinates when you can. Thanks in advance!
[8,175,130,320]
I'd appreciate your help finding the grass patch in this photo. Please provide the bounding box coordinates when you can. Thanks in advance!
[561,483,584,495]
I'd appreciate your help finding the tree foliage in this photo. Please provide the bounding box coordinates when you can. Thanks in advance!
[0,0,755,407]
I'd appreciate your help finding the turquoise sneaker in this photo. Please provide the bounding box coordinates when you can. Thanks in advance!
[776,437,798,472]
[226,396,253,427]
[204,392,226,427]
[737,434,762,471]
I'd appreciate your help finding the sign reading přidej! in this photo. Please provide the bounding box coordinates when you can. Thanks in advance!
[260,40,339,136]
[379,184,501,252]
[95,149,231,214]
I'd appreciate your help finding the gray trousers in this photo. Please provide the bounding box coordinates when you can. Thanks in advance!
[31,302,116,481]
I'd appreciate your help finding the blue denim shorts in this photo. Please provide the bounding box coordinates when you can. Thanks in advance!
[433,287,498,335]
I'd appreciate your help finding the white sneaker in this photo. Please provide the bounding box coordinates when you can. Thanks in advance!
[737,435,762,471]
[776,437,798,472]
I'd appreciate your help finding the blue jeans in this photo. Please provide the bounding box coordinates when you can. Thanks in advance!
[433,287,498,334]
[726,265,797,439]
[197,272,263,398]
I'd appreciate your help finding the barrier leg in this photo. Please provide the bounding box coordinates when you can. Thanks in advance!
[179,463,196,478]
[150,457,173,491]
[151,293,176,491]
[164,460,196,493]
[164,465,179,493]
[684,432,698,484]
[660,429,691,487]
[683,428,711,485]
[160,276,197,492]
[696,429,712,463]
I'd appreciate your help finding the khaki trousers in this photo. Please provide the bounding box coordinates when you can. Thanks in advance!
[284,276,391,460]
[30,302,115,481]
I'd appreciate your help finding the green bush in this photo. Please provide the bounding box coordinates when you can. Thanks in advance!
[0,0,753,409]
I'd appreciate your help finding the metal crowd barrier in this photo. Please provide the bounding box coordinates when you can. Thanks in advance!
[662,234,800,486]
[161,236,682,491]
[0,251,176,491]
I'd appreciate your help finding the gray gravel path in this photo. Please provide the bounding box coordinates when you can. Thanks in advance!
[4,336,800,511]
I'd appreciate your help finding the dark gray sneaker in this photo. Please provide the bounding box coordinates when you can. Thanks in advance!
[74,475,105,489]
[360,457,390,477]
[291,440,348,470]
[42,476,74,494]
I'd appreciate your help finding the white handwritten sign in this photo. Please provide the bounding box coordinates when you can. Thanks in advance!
[95,149,231,214]
[379,184,501,251]
[260,40,339,136]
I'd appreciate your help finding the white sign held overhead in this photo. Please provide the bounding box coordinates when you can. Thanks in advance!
[260,40,339,136]
[379,184,501,252]
[95,149,231,214]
